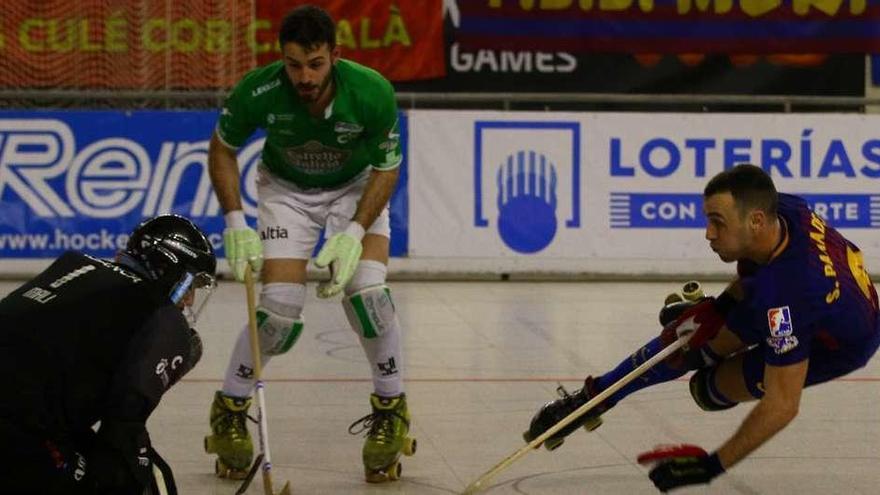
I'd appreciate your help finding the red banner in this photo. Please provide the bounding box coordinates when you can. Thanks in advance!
[0,0,443,90]
[0,1,256,89]
[256,0,445,81]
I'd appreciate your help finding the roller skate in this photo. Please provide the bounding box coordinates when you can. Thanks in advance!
[523,377,612,451]
[348,393,417,483]
[204,391,254,479]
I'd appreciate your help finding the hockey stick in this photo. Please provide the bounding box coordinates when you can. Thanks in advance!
[234,454,263,495]
[242,269,292,495]
[462,328,694,495]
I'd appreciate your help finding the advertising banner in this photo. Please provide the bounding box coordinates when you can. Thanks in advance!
[409,110,880,268]
[453,0,880,53]
[0,111,408,263]
[257,0,445,82]
[395,1,865,95]
[0,0,443,90]
[0,1,255,89]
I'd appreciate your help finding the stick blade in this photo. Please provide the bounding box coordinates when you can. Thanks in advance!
[235,454,265,495]
[277,481,292,495]
[462,480,484,495]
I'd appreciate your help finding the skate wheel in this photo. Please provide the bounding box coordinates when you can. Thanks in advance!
[522,430,541,448]
[364,461,403,483]
[403,437,417,456]
[388,461,402,481]
[214,458,249,480]
[544,437,564,451]
[582,416,603,432]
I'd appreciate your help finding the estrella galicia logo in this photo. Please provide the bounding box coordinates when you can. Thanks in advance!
[474,121,580,254]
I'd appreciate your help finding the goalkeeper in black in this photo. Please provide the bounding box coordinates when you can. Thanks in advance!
[0,215,216,495]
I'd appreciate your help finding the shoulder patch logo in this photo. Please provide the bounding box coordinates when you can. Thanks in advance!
[767,306,793,337]
[251,79,281,97]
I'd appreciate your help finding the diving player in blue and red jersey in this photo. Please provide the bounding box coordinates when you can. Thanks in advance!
[523,164,880,492]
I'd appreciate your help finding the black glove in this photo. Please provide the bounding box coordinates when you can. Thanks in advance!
[637,444,725,492]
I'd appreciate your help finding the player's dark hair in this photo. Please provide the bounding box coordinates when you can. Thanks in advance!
[704,164,778,218]
[279,5,336,50]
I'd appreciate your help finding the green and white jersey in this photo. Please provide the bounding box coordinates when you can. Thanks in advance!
[216,59,402,189]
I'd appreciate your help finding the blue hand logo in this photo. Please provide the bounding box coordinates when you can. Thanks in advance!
[496,151,558,253]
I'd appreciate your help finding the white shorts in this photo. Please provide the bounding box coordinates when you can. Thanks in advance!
[257,165,391,260]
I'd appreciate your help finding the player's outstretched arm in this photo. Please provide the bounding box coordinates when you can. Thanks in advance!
[716,359,807,469]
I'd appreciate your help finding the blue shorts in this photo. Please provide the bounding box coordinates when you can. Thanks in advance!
[737,315,880,398]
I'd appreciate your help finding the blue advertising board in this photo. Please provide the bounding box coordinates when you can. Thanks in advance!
[0,111,409,259]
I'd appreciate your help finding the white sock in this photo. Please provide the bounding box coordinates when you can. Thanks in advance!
[346,260,404,397]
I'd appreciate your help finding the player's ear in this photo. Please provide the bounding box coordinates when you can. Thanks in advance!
[330,45,341,63]
[748,209,766,231]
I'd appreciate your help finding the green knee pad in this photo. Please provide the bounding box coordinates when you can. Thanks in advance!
[342,285,396,339]
[256,306,304,355]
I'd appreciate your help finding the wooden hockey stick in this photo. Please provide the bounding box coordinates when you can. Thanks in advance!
[243,269,292,495]
[462,328,695,495]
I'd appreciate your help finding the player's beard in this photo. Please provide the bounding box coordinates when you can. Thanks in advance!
[297,70,333,103]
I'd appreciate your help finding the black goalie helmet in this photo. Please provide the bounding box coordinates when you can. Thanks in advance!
[125,215,217,310]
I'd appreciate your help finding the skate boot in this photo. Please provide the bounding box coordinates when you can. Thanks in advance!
[523,377,612,451]
[204,391,254,479]
[348,393,417,483]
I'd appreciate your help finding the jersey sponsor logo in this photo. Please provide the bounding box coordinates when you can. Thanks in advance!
[86,255,143,283]
[261,226,289,240]
[49,264,96,289]
[282,140,351,174]
[767,334,799,355]
[22,286,57,304]
[73,452,87,481]
[155,354,184,388]
[379,124,401,152]
[474,121,581,254]
[251,79,281,98]
[335,121,364,144]
[767,306,793,337]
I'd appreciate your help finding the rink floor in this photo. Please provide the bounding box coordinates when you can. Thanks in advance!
[4,280,879,494]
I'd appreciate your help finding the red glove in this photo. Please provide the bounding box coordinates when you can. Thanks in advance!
[670,297,726,351]
[638,444,724,492]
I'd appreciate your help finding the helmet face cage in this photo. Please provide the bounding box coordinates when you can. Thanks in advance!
[126,216,217,318]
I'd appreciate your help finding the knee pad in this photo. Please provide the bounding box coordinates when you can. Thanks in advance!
[342,284,396,339]
[689,368,736,412]
[345,260,387,295]
[257,283,305,356]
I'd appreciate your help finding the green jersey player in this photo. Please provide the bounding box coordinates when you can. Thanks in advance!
[204,5,414,483]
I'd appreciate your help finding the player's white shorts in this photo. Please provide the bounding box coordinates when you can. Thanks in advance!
[256,164,391,260]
